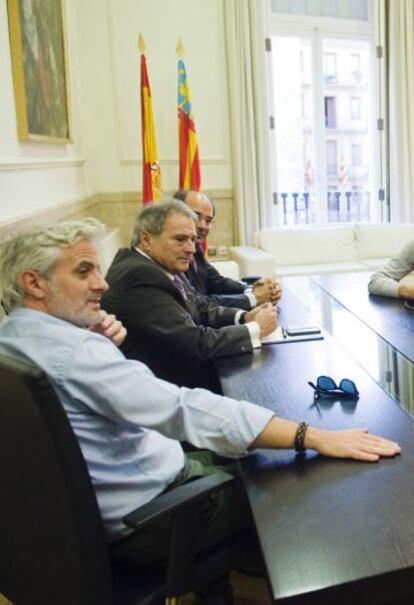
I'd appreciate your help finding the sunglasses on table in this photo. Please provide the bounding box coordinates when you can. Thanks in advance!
[308,376,359,399]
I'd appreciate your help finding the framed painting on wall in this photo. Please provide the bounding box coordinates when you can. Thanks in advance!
[7,0,71,143]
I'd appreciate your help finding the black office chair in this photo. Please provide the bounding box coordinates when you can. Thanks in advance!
[0,354,236,605]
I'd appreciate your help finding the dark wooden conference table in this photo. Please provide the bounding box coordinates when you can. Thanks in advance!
[312,271,414,363]
[215,274,414,605]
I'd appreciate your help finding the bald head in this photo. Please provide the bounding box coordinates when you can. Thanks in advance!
[174,190,215,244]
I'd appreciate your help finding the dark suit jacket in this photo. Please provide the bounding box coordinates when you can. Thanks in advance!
[102,249,253,390]
[185,247,252,310]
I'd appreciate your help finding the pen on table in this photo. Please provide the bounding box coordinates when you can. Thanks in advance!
[281,326,287,339]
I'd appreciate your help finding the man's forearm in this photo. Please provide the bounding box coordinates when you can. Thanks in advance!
[368,272,399,298]
[251,416,300,449]
[251,417,326,451]
[250,416,401,461]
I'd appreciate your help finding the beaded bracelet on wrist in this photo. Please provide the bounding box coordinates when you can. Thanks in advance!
[294,421,309,453]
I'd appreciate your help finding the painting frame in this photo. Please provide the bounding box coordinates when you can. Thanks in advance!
[7,0,72,144]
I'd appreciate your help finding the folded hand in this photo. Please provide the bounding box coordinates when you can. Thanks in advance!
[89,311,127,347]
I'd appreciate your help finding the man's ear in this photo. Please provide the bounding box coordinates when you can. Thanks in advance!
[19,270,48,300]
[140,230,152,253]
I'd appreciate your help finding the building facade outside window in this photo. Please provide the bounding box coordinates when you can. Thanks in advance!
[268,0,380,226]
[350,96,362,119]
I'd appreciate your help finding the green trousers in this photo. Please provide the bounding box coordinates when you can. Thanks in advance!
[109,450,255,568]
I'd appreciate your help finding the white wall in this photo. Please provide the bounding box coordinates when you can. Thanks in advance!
[76,0,233,195]
[0,0,88,223]
[0,0,233,225]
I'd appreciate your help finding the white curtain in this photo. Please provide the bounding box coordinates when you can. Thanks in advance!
[387,0,414,221]
[224,0,273,245]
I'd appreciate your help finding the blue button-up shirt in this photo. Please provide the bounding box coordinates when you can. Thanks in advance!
[0,308,273,540]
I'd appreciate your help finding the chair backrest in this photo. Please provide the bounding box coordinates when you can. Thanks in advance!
[0,353,114,605]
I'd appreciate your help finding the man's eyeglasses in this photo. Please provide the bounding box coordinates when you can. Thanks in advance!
[194,211,215,226]
[308,376,359,399]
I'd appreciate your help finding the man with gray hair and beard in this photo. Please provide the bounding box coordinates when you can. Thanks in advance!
[0,218,400,604]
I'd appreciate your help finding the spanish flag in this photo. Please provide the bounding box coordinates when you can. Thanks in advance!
[177,53,201,190]
[139,36,161,204]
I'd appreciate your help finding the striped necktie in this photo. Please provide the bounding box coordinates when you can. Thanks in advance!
[190,257,198,273]
[173,275,187,300]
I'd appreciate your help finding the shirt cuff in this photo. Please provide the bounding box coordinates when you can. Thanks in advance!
[243,287,256,308]
[235,310,245,325]
[245,321,261,349]
[222,403,275,456]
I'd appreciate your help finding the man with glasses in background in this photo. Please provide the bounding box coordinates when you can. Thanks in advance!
[174,189,281,310]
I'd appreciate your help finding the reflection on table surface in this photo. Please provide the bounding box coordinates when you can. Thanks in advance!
[217,280,414,605]
[285,275,414,419]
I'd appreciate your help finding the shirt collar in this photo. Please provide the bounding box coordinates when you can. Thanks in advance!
[135,247,174,281]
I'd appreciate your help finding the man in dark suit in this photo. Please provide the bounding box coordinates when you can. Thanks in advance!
[102,199,277,390]
[174,189,282,310]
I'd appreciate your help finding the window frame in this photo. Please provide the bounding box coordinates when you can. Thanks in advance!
[323,51,337,83]
[326,140,338,176]
[351,142,363,166]
[267,1,384,226]
[350,96,362,119]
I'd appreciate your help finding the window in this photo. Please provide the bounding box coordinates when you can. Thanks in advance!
[323,53,337,84]
[350,53,362,82]
[325,96,337,128]
[350,97,361,119]
[268,3,380,225]
[270,0,368,20]
[304,91,312,118]
[299,49,304,72]
[326,141,338,175]
[351,143,362,165]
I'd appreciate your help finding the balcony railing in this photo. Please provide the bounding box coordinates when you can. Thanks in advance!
[280,190,371,225]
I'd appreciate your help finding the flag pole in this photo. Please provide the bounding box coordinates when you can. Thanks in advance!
[176,38,184,58]
[138,32,145,54]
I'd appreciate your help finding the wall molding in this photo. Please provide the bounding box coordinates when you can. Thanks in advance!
[0,195,95,244]
[94,188,233,202]
[0,188,234,245]
[120,157,227,166]
[0,158,85,172]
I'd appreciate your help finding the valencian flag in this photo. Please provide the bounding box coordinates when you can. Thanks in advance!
[139,34,162,204]
[177,40,201,190]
